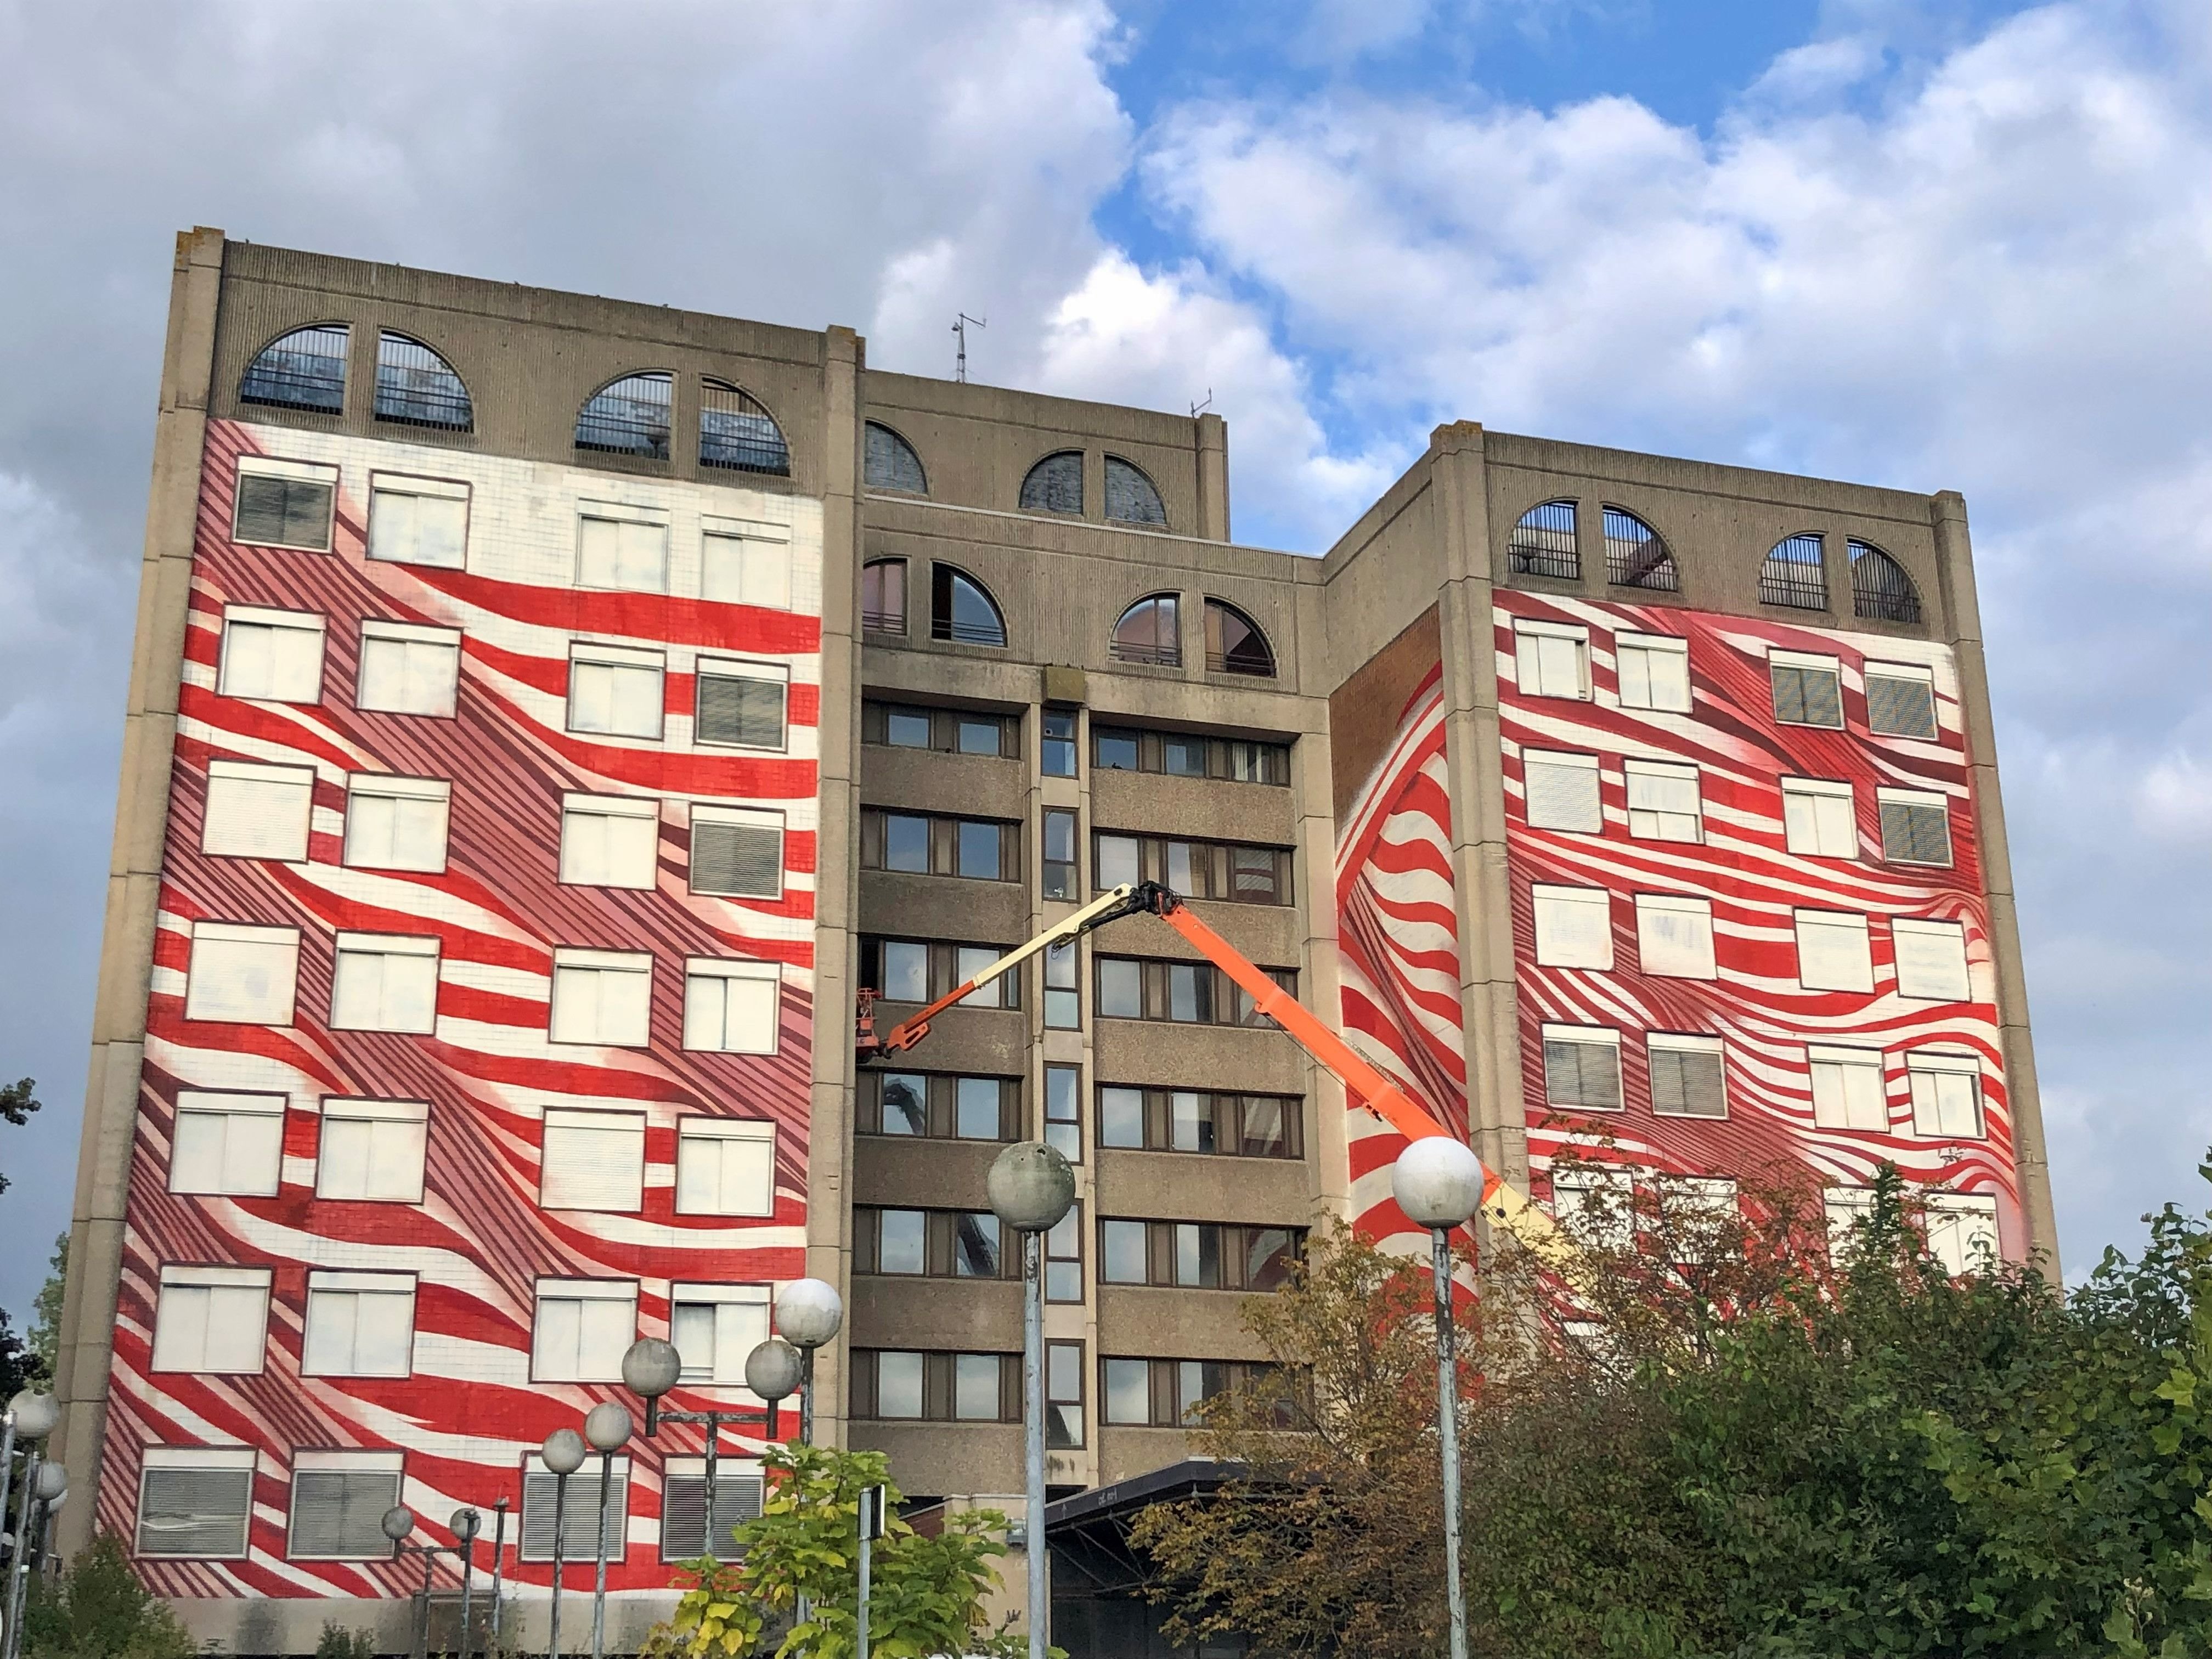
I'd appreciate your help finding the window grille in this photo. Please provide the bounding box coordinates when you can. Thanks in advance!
[234,469,335,551]
[138,1462,253,1559]
[1111,594,1180,666]
[1542,1030,1622,1110]
[864,422,926,493]
[661,1469,764,1562]
[1604,506,1677,590]
[288,1467,402,1560]
[930,565,1006,646]
[1759,533,1828,610]
[374,332,472,431]
[1203,598,1273,676]
[1104,456,1166,526]
[1770,654,1844,727]
[700,379,790,475]
[691,809,785,898]
[1865,667,1937,739]
[1509,500,1579,580]
[1878,792,1953,866]
[520,1461,629,1561]
[1020,450,1083,515]
[696,663,788,749]
[575,371,673,459]
[1649,1037,1728,1118]
[240,324,349,414]
[1849,540,1921,623]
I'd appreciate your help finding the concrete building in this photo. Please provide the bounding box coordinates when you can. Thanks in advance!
[52,228,2055,1652]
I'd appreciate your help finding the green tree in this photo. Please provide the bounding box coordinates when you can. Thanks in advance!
[21,1533,193,1659]
[0,1076,46,1392]
[30,1231,68,1379]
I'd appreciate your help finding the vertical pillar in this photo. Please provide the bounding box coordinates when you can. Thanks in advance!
[1194,412,1230,543]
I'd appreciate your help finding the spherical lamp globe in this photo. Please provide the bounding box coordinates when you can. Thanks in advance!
[35,1463,67,1502]
[449,1506,482,1543]
[540,1427,588,1477]
[985,1141,1075,1234]
[776,1278,844,1350]
[743,1337,803,1403]
[1392,1136,1485,1229]
[583,1402,633,1454]
[7,1391,59,1440]
[380,1505,416,1543]
[620,1336,682,1401]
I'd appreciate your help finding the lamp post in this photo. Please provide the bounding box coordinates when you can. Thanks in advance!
[449,1508,481,1659]
[379,1505,432,1659]
[582,1403,632,1659]
[488,1497,509,1651]
[776,1279,844,1446]
[986,1141,1076,1659]
[32,1483,63,1584]
[743,1340,802,1444]
[2,1390,59,1659]
[1392,1137,1483,1659]
[540,1427,588,1659]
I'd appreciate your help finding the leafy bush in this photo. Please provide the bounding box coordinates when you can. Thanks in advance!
[312,1623,377,1659]
[21,1533,192,1659]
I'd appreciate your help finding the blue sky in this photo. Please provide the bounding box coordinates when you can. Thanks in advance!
[0,0,2205,1317]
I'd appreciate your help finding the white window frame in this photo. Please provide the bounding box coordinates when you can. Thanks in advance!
[1907,1049,1985,1139]
[342,774,452,873]
[1551,1167,1635,1250]
[1877,786,1954,867]
[1925,1193,2000,1275]
[1769,647,1845,729]
[201,759,315,861]
[366,473,470,570]
[168,1090,286,1198]
[1530,884,1613,969]
[183,922,301,1026]
[356,619,462,718]
[674,1117,778,1217]
[218,605,327,704]
[1646,1032,1728,1119]
[540,1107,648,1212]
[549,947,655,1047]
[330,931,442,1034]
[576,501,671,595]
[1514,619,1590,701]
[233,455,338,552]
[701,517,794,611]
[1520,749,1602,833]
[1635,893,1717,980]
[531,1278,638,1383]
[558,792,661,889]
[1539,1023,1622,1112]
[1623,759,1703,842]
[150,1265,271,1374]
[689,804,787,900]
[315,1097,430,1203]
[1781,776,1857,859]
[1613,630,1691,713]
[682,958,782,1054]
[1893,917,1972,1002]
[138,1447,257,1561]
[669,1282,773,1388]
[1864,660,1939,740]
[1793,909,1875,993]
[301,1270,417,1379]
[286,1449,405,1562]
[1809,1045,1889,1131]
[692,656,791,752]
[1825,1186,1877,1256]
[567,641,666,740]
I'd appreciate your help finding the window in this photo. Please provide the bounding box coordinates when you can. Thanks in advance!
[855,1070,1018,1141]
[374,331,471,431]
[240,323,349,414]
[1514,620,1589,699]
[1865,662,1938,740]
[1850,540,1921,624]
[855,1208,1017,1282]
[1908,1051,1985,1138]
[1045,1065,1081,1161]
[1760,533,1827,610]
[859,937,1017,1009]
[1097,1222,1302,1290]
[859,809,1015,881]
[1111,594,1181,667]
[1520,750,1601,833]
[1809,1047,1887,1131]
[302,1270,416,1377]
[1100,1359,1285,1428]
[932,565,1006,646]
[168,1091,285,1197]
[1624,760,1703,842]
[201,759,314,861]
[330,932,441,1033]
[695,658,788,751]
[521,1454,629,1561]
[151,1265,269,1373]
[851,1351,1020,1423]
[1552,1169,1634,1250]
[1048,1342,1085,1448]
[675,1118,777,1216]
[316,1098,429,1203]
[358,620,461,717]
[1636,895,1717,979]
[540,1108,647,1210]
[1781,777,1857,858]
[1090,725,1291,785]
[699,379,789,475]
[1045,942,1080,1029]
[1893,917,1971,1002]
[1615,631,1690,712]
[1042,708,1077,776]
[1604,506,1678,590]
[560,793,661,888]
[343,775,450,872]
[860,702,1015,755]
[1094,1087,1304,1159]
[551,949,653,1047]
[577,504,669,593]
[1878,788,1953,866]
[1769,649,1843,729]
[669,1283,771,1385]
[1092,832,1290,904]
[1648,1034,1727,1118]
[1104,456,1167,526]
[288,1452,404,1561]
[138,1449,256,1560]
[660,1457,765,1564]
[184,922,300,1025]
[1793,910,1874,992]
[219,606,325,703]
[1043,810,1079,900]
[1021,450,1084,515]
[233,457,337,551]
[1542,1025,1622,1111]
[1508,500,1578,580]
[531,1279,637,1381]
[368,475,469,568]
[1093,957,1296,1027]
[1047,1204,1084,1301]
[690,805,786,898]
[864,421,927,493]
[1925,1194,2000,1275]
[684,958,782,1053]
[576,371,673,459]
[1203,598,1274,676]
[1530,885,1612,970]
[702,519,792,610]
[861,559,907,635]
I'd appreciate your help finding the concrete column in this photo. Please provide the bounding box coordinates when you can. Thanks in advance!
[1928,491,2061,1280]
[53,226,228,1554]
[1194,413,1230,543]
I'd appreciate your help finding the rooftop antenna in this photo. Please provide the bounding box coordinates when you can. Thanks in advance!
[1190,388,1214,418]
[953,313,986,383]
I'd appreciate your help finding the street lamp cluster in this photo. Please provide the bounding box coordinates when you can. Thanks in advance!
[0,1390,65,1659]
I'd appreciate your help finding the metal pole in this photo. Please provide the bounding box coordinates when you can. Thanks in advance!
[491,1499,509,1650]
[701,1420,719,1561]
[856,1522,872,1659]
[5,1446,42,1659]
[417,1545,434,1659]
[1432,1226,1468,1659]
[798,1350,815,1447]
[1023,1232,1046,1659]
[459,1533,475,1659]
[0,1415,18,1582]
[589,1451,612,1659]
[550,1472,567,1659]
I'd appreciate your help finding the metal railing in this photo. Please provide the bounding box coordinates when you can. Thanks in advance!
[1850,540,1922,623]
[700,380,791,474]
[375,332,473,431]
[1508,500,1579,580]
[240,325,349,413]
[575,372,673,459]
[1759,534,1828,610]
[1604,506,1679,590]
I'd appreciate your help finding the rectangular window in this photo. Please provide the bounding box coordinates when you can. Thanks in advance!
[669,1283,771,1385]
[1636,895,1717,979]
[201,760,314,861]
[1091,957,1297,1027]
[1624,760,1703,842]
[1647,1034,1727,1119]
[1088,832,1291,905]
[855,1071,1017,1141]
[549,949,653,1046]
[659,1457,765,1564]
[1809,1046,1888,1131]
[315,1098,430,1203]
[1047,1204,1084,1302]
[859,938,1017,1010]
[1520,750,1601,833]
[1615,631,1691,713]
[1096,1222,1304,1290]
[367,475,468,569]
[301,1270,416,1378]
[1092,1087,1303,1159]
[852,1351,1024,1424]
[1048,1341,1085,1448]
[541,1109,647,1211]
[1541,1025,1622,1110]
[1781,777,1857,859]
[568,642,665,739]
[859,703,1015,756]
[138,1448,256,1560]
[577,505,670,593]
[1925,1194,2000,1276]
[958,820,1004,879]
[1794,910,1874,992]
[1530,885,1612,969]
[1552,1170,1634,1250]
[695,658,788,751]
[1865,662,1938,740]
[1045,942,1080,1029]
[1043,809,1078,900]
[1907,1051,1985,1138]
[342,775,450,872]
[531,1279,637,1383]
[357,619,461,718]
[233,456,336,551]
[1514,620,1590,700]
[219,606,326,703]
[330,932,440,1032]
[690,805,785,898]
[168,1090,285,1197]
[955,945,1005,1009]
[1893,917,1971,1002]
[702,520,792,610]
[520,1454,629,1562]
[1089,726,1290,785]
[1045,1064,1081,1162]
[1042,709,1077,777]
[1769,650,1844,728]
[287,1451,404,1561]
[855,1209,1016,1281]
[675,1118,777,1217]
[184,922,300,1026]
[857,809,1015,881]
[560,793,661,888]
[1878,788,1954,866]
[1099,1358,1283,1428]
[684,958,781,1053]
[151,1265,270,1373]
[1657,1175,1740,1264]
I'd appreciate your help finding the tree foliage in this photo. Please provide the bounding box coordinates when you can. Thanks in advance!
[22,1533,194,1659]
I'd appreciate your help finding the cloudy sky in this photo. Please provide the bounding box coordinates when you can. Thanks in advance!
[1,0,2204,1315]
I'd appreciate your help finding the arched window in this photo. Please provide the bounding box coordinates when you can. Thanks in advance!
[1111,594,1181,667]
[1021,450,1084,516]
[1508,499,1579,580]
[861,558,907,636]
[1759,533,1827,610]
[1603,506,1677,591]
[932,565,1006,647]
[240,324,349,414]
[374,331,472,432]
[576,371,673,459]
[864,422,927,494]
[1204,599,1274,677]
[1849,539,1921,624]
[700,379,790,475]
[1104,456,1166,527]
